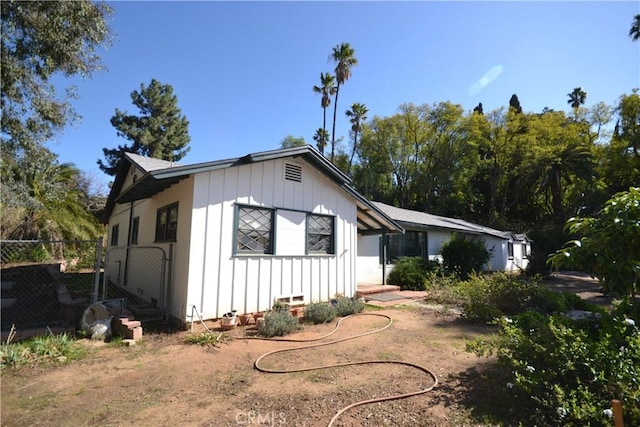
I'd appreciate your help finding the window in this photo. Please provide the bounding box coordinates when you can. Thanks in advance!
[155,203,178,242]
[130,216,140,245]
[110,224,119,246]
[236,206,274,254]
[524,243,531,258]
[383,231,426,264]
[307,214,334,254]
[508,241,514,259]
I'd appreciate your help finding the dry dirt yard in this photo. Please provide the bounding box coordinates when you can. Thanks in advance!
[1,304,502,427]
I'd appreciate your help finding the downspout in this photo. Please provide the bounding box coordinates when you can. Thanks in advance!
[382,230,387,286]
[124,201,134,287]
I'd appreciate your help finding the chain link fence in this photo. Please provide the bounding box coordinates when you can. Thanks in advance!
[103,246,169,321]
[1,240,171,337]
[1,240,102,335]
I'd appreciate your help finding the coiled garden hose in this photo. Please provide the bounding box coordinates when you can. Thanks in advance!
[250,313,438,427]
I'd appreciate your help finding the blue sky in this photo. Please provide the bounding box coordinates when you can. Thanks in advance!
[50,1,639,192]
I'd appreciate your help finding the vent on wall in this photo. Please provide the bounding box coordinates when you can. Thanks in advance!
[284,162,303,183]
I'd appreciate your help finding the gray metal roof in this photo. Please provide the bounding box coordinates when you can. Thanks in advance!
[103,146,403,234]
[372,202,517,240]
[126,152,182,172]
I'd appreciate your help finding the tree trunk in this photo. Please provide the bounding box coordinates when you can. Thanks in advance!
[321,106,327,156]
[331,83,341,162]
[551,168,564,225]
[347,130,358,176]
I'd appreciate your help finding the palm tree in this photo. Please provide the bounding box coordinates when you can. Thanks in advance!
[630,14,640,41]
[4,147,103,240]
[312,72,336,156]
[345,103,368,176]
[313,128,329,154]
[567,87,587,109]
[330,43,358,162]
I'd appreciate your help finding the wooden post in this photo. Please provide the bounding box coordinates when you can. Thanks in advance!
[612,399,624,427]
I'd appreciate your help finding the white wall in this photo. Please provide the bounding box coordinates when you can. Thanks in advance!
[356,234,385,284]
[186,158,358,320]
[105,170,194,320]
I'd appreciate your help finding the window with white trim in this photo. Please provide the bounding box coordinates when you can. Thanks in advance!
[236,206,274,254]
[307,214,335,254]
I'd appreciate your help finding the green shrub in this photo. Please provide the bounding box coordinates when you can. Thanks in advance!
[1,332,88,369]
[334,297,365,317]
[303,302,336,324]
[456,273,587,322]
[259,310,299,337]
[441,234,491,279]
[30,245,50,263]
[466,311,640,426]
[387,256,439,291]
[423,271,467,306]
[271,300,290,312]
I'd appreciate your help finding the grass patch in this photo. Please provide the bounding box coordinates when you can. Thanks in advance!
[1,330,89,370]
[184,331,230,347]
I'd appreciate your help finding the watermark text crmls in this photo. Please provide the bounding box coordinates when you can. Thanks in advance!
[235,411,287,425]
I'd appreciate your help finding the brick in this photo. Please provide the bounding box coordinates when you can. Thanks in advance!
[126,326,143,341]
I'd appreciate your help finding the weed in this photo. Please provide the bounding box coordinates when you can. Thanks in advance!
[184,331,230,347]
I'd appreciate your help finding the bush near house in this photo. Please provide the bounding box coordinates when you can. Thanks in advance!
[387,256,439,291]
[303,302,336,324]
[440,234,491,279]
[259,310,300,337]
[334,297,365,317]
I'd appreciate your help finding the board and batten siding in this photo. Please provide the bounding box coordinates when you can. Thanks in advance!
[186,158,358,320]
[105,173,195,321]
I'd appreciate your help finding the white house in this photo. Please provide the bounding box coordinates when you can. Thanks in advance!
[356,202,532,284]
[102,146,402,325]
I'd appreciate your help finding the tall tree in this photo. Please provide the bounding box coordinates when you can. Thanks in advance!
[473,102,484,115]
[329,43,358,162]
[525,110,595,225]
[312,72,335,156]
[630,14,640,41]
[567,87,587,109]
[1,0,112,150]
[98,79,191,175]
[601,91,640,194]
[313,128,329,153]
[345,102,368,176]
[509,94,523,114]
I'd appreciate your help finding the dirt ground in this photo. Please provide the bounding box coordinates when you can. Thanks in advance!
[0,272,603,427]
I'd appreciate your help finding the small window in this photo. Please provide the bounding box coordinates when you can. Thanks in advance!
[284,162,302,183]
[236,206,274,254]
[155,203,178,242]
[307,214,335,254]
[110,224,119,246]
[130,216,140,245]
[524,243,531,258]
[508,241,514,259]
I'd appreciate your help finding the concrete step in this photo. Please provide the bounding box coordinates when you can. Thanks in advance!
[355,284,401,298]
